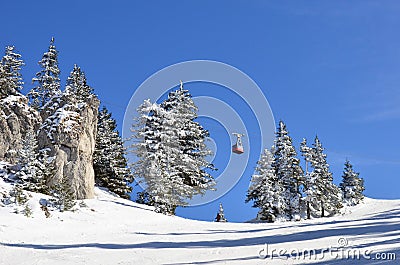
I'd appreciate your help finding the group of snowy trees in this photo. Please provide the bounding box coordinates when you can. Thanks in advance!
[130,82,216,215]
[0,39,133,208]
[2,39,365,219]
[246,121,365,222]
[0,43,54,194]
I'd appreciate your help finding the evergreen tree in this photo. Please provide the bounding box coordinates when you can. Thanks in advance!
[131,100,185,214]
[7,184,29,206]
[300,138,314,219]
[94,106,134,199]
[64,64,93,103]
[36,148,55,194]
[272,121,304,220]
[246,148,282,222]
[0,63,6,98]
[0,46,24,98]
[131,85,215,215]
[15,129,48,193]
[215,203,228,222]
[3,184,34,216]
[28,37,61,110]
[160,82,215,193]
[340,160,364,206]
[49,176,76,212]
[308,136,342,217]
[300,138,313,174]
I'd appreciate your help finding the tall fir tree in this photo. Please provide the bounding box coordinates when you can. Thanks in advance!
[160,82,215,193]
[246,148,282,222]
[340,160,364,206]
[94,106,134,199]
[300,138,314,219]
[28,37,61,110]
[132,100,189,214]
[0,46,24,98]
[131,83,215,214]
[307,136,342,217]
[272,121,304,220]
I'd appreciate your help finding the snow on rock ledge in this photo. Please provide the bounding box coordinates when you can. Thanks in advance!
[0,95,41,163]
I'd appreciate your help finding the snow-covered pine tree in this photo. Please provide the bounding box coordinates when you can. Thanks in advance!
[49,176,76,212]
[28,37,61,110]
[64,64,93,103]
[0,46,24,98]
[308,136,342,217]
[0,61,6,98]
[272,121,304,221]
[36,148,55,194]
[5,184,29,206]
[131,100,186,214]
[300,138,314,219]
[246,148,282,222]
[131,83,215,215]
[160,82,215,194]
[215,203,228,222]
[15,129,48,193]
[340,160,364,206]
[94,106,134,199]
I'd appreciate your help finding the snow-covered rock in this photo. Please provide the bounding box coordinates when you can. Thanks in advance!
[39,93,100,199]
[0,95,41,163]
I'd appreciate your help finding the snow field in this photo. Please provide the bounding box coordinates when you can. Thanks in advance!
[1,179,399,265]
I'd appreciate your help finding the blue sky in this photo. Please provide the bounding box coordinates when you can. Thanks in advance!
[2,1,399,222]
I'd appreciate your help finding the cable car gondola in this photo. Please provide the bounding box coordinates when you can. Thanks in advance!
[232,133,245,154]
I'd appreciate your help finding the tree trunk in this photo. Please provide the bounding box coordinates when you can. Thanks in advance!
[321,201,325,218]
[307,201,311,219]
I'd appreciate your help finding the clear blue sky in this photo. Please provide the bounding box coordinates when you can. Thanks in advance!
[2,1,399,222]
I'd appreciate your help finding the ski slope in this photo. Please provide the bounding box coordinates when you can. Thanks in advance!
[0,179,399,265]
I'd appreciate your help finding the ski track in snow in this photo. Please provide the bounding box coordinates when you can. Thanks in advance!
[0,179,399,265]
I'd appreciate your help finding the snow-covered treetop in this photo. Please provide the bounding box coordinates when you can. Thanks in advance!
[0,46,24,98]
[64,64,94,103]
[40,64,96,142]
[29,37,61,109]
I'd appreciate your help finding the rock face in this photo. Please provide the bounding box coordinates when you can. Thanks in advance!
[39,95,99,199]
[0,92,99,200]
[0,95,41,163]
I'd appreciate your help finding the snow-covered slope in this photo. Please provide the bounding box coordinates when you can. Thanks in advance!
[0,179,399,265]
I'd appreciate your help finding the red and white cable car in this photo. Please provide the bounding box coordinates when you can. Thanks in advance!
[232,133,245,154]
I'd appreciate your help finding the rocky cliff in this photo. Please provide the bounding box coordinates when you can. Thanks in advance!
[0,95,41,163]
[39,94,100,199]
